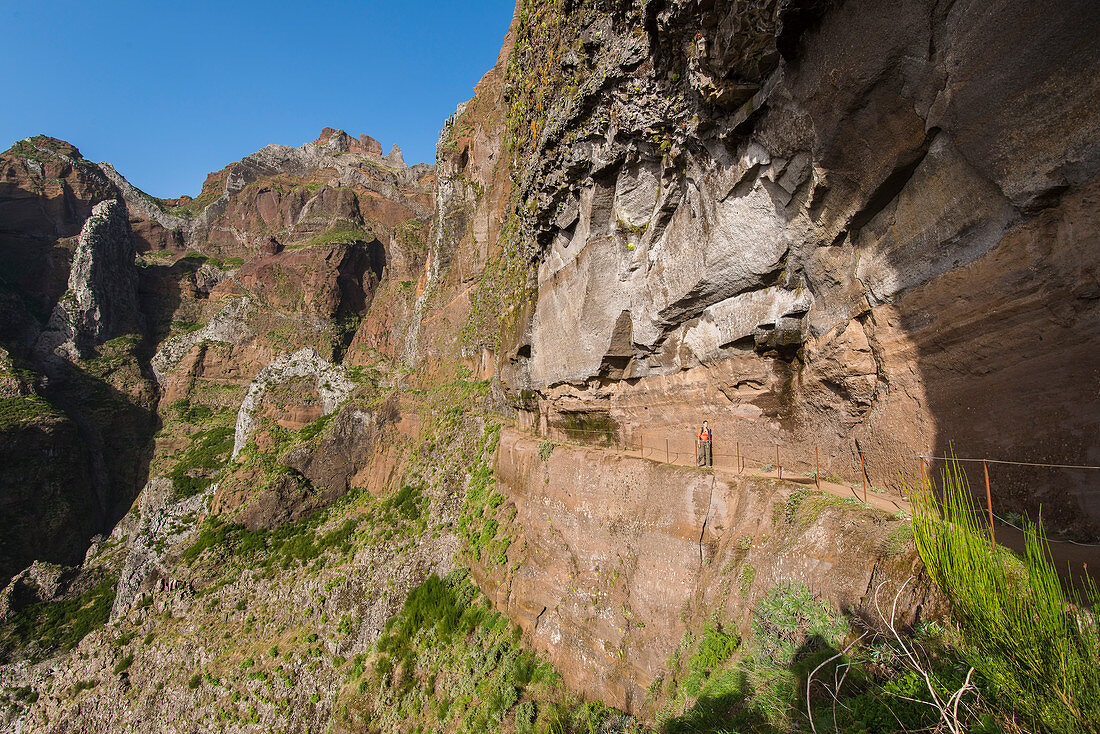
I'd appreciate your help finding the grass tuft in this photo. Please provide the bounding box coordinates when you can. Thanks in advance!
[910,458,1100,734]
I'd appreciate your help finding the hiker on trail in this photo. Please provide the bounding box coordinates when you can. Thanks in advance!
[697,420,712,467]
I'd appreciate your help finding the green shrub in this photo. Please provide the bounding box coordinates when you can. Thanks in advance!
[8,577,117,656]
[182,506,359,568]
[299,412,335,441]
[751,583,848,667]
[911,459,1100,733]
[303,222,373,250]
[379,573,466,660]
[188,673,202,689]
[72,679,99,694]
[515,700,537,732]
[486,681,519,724]
[168,423,234,499]
[11,685,38,704]
[689,623,739,675]
[170,398,213,422]
[384,483,426,521]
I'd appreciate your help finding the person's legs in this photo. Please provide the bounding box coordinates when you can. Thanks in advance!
[704,441,712,467]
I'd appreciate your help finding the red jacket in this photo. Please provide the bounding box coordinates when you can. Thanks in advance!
[698,426,712,442]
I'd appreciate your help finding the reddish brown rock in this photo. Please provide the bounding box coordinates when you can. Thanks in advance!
[463,0,1100,540]
[314,127,383,157]
[0,137,119,320]
[232,239,385,320]
[476,429,941,714]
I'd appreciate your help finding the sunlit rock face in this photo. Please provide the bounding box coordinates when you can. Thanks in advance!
[37,199,143,361]
[489,0,1100,537]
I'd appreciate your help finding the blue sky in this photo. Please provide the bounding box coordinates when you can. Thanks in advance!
[0,0,515,198]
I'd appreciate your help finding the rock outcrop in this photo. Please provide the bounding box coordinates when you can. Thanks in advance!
[37,200,142,360]
[0,141,162,587]
[109,476,212,620]
[476,430,939,713]
[150,297,255,386]
[231,348,355,456]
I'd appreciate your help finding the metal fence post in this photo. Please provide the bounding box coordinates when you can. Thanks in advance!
[984,460,995,544]
[815,446,820,489]
[858,445,868,503]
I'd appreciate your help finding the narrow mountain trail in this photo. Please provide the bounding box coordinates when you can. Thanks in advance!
[522,427,1100,587]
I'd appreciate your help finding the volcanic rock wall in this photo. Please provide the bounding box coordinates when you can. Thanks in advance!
[475,429,938,713]
[416,0,1100,712]
[450,0,1100,536]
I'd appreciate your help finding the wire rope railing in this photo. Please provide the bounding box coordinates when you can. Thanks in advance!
[529,422,1100,548]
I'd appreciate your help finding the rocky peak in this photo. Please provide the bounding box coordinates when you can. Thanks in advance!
[384,144,405,168]
[313,127,384,157]
[170,129,432,258]
[7,135,87,166]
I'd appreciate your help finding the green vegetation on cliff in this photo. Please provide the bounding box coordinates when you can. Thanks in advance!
[912,462,1100,734]
[652,580,997,734]
[2,576,117,661]
[181,512,361,571]
[169,420,235,499]
[462,217,533,352]
[0,395,65,430]
[339,569,631,734]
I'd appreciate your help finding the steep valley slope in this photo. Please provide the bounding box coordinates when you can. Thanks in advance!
[1,0,1098,732]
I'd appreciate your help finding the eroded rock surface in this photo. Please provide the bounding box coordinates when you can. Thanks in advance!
[476,430,940,713]
[37,200,142,361]
[232,348,355,456]
[489,0,1100,536]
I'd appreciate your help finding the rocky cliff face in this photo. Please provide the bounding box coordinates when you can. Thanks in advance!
[37,199,143,361]
[475,429,939,712]
[465,0,1100,536]
[413,0,1100,718]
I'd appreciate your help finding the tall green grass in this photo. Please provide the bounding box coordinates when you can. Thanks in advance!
[910,459,1100,733]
